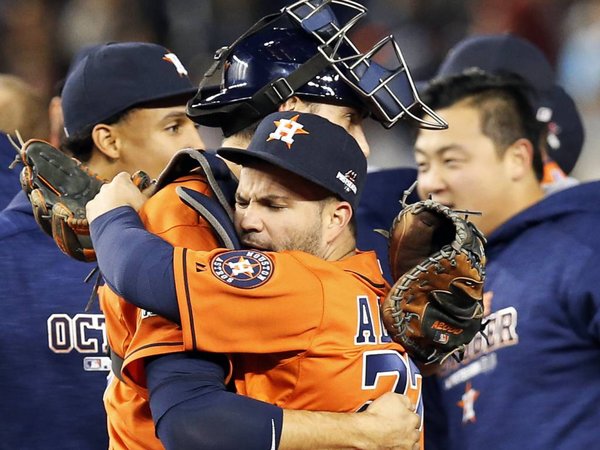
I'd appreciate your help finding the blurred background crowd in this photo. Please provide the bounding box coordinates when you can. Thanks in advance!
[0,0,598,180]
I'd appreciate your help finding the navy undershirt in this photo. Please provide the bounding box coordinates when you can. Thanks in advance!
[91,206,179,322]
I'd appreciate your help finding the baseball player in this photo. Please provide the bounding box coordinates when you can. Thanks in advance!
[1,42,203,448]
[89,111,423,450]
[56,41,204,449]
[97,1,442,448]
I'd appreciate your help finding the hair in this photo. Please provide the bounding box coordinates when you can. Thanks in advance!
[417,71,546,180]
[0,74,50,140]
[227,118,261,144]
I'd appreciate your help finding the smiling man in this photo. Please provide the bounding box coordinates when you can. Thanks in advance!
[413,69,600,450]
[414,77,545,236]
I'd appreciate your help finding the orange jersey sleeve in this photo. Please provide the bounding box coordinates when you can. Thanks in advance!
[174,248,327,354]
[139,174,222,244]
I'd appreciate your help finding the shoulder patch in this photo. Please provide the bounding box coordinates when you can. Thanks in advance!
[211,250,273,288]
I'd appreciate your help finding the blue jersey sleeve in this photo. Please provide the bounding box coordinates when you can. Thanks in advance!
[146,352,283,450]
[90,206,180,323]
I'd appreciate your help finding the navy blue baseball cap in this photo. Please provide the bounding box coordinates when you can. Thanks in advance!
[429,34,584,174]
[62,42,196,137]
[218,111,367,209]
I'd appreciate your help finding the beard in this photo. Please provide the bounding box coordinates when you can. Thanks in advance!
[240,216,324,257]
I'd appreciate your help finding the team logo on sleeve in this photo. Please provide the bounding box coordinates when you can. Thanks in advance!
[211,250,273,288]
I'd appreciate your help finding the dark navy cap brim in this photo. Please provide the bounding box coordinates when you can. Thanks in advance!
[219,111,367,209]
[218,147,340,200]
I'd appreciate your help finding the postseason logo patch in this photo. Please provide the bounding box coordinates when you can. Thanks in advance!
[211,250,273,288]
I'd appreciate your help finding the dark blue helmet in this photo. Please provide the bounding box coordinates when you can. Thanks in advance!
[187,0,446,136]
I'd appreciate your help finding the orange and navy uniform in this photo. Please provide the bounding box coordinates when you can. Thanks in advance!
[100,172,221,449]
[120,246,424,444]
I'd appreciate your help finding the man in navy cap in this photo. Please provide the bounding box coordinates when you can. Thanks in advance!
[413,34,600,450]
[0,42,203,449]
[87,111,424,450]
[61,41,204,181]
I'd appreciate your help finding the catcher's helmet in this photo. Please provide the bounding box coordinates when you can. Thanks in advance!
[187,0,446,136]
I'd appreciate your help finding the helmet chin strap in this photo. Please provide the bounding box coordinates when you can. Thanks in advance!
[248,52,333,113]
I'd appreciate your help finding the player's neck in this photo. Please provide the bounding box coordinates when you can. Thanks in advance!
[219,134,253,179]
[322,235,357,261]
[221,134,251,150]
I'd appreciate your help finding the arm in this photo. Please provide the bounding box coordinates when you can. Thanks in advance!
[90,205,180,323]
[87,173,182,322]
[147,353,421,450]
[146,353,283,450]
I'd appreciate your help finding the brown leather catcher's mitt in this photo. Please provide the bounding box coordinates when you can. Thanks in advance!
[381,197,487,365]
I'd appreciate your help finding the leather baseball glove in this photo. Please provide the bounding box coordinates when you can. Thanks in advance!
[380,195,487,365]
[13,139,105,262]
[12,139,153,262]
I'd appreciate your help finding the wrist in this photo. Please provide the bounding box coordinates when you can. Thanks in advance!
[280,410,371,450]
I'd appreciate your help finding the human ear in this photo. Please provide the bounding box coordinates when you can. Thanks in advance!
[278,96,302,112]
[324,201,353,243]
[506,138,534,181]
[91,124,120,159]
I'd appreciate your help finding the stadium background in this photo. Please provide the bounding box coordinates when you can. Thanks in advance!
[1,0,597,180]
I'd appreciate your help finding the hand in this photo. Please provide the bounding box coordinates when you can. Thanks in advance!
[361,392,421,450]
[86,172,149,223]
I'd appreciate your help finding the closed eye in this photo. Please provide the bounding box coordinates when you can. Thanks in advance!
[416,161,429,173]
[235,194,249,209]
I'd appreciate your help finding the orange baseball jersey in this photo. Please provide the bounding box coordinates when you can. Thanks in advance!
[122,247,423,430]
[100,173,222,450]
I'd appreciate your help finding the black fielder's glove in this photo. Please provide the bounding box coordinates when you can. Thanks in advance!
[15,139,104,262]
[12,139,154,262]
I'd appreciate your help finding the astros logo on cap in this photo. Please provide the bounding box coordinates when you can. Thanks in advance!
[267,114,309,149]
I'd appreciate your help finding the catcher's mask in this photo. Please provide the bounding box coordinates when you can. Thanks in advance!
[187,0,447,136]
